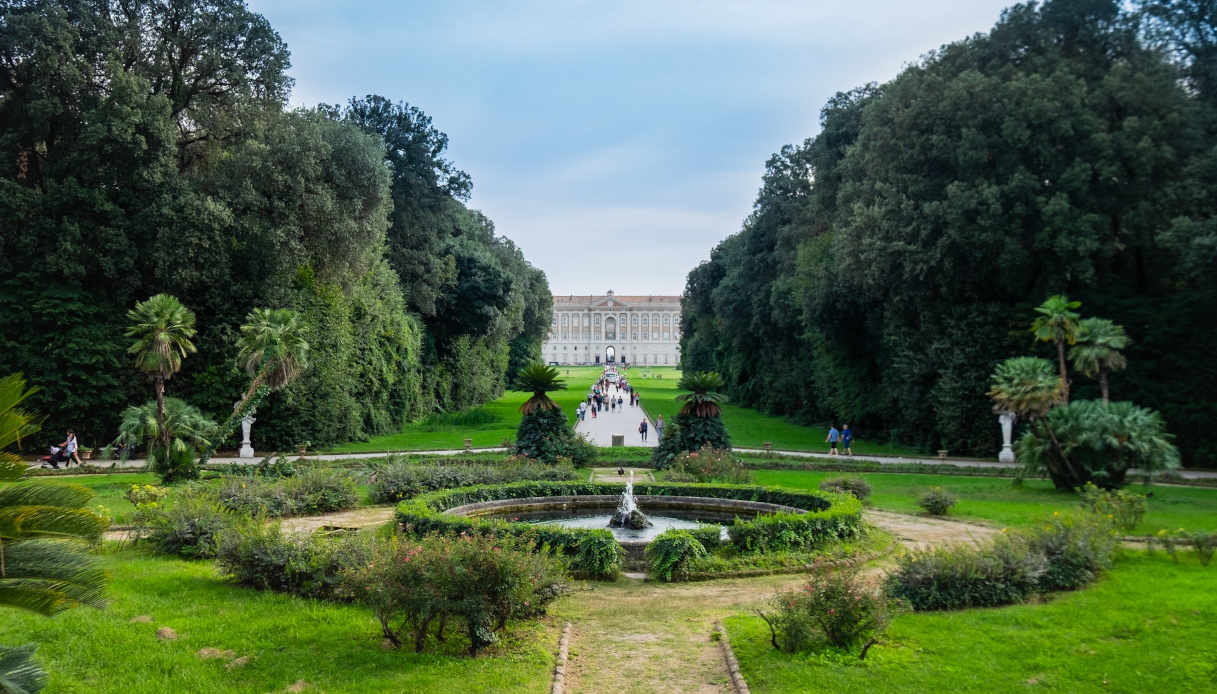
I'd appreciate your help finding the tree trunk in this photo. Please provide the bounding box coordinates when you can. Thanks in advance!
[1099,369,1109,403]
[155,375,169,449]
[1056,340,1069,404]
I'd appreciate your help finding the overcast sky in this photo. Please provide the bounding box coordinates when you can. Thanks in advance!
[249,1,1016,295]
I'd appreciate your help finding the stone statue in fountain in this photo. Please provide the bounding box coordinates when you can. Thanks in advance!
[609,470,652,530]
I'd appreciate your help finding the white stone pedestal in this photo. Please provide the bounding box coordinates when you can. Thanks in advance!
[238,414,256,458]
[998,411,1017,463]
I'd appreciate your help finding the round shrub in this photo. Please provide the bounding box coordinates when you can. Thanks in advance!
[819,477,871,501]
[758,569,898,655]
[690,525,723,550]
[646,530,708,582]
[1025,513,1117,591]
[668,446,750,483]
[145,497,237,558]
[216,522,374,600]
[885,536,1046,610]
[918,487,957,515]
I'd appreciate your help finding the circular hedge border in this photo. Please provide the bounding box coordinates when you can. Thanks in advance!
[394,481,863,580]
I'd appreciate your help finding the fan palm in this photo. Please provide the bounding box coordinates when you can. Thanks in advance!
[987,357,1065,420]
[235,308,310,408]
[1070,318,1129,402]
[1030,295,1081,403]
[512,364,566,414]
[125,294,197,449]
[0,373,105,692]
[676,371,726,418]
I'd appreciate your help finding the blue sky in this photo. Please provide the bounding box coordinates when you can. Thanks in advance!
[249,1,1016,295]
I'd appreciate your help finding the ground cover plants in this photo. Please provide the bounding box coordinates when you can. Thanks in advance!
[364,455,580,503]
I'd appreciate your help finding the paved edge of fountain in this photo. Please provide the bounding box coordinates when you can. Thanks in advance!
[444,495,804,517]
[715,621,751,694]
[551,622,572,694]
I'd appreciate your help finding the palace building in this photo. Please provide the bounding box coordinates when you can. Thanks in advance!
[543,290,681,366]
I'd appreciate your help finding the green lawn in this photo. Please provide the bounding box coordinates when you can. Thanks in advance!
[332,365,925,456]
[725,553,1217,693]
[0,551,555,694]
[751,469,1217,534]
[330,366,604,453]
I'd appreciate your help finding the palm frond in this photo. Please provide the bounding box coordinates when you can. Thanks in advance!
[0,507,108,541]
[0,643,47,694]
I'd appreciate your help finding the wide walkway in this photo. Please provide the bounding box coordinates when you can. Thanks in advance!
[574,384,657,447]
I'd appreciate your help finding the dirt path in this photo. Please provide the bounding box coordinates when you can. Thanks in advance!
[863,509,998,550]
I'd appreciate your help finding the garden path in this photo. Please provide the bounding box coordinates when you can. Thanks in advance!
[574,384,657,448]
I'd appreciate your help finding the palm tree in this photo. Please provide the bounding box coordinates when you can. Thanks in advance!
[125,294,197,450]
[0,373,106,694]
[986,357,1065,420]
[1070,318,1129,402]
[234,308,310,410]
[511,364,566,414]
[1030,295,1081,403]
[676,371,726,418]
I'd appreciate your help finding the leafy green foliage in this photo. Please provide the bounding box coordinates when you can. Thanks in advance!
[1070,318,1130,402]
[367,458,578,504]
[143,497,237,559]
[1078,482,1148,532]
[215,522,374,600]
[918,487,957,516]
[216,469,359,517]
[885,536,1047,611]
[666,446,750,483]
[645,530,708,582]
[1026,513,1118,592]
[987,357,1064,419]
[0,643,46,694]
[677,0,1217,465]
[511,364,565,414]
[1016,400,1181,489]
[818,477,871,501]
[339,534,567,656]
[514,407,593,465]
[676,371,726,417]
[651,413,732,469]
[757,570,897,655]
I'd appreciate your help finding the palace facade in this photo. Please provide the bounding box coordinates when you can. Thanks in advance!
[543,290,681,366]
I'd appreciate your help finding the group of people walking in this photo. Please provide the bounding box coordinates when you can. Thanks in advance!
[825,423,854,456]
[575,368,662,445]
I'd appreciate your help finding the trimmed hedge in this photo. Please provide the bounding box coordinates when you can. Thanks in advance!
[394,481,863,578]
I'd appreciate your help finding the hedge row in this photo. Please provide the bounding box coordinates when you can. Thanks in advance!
[394,481,863,578]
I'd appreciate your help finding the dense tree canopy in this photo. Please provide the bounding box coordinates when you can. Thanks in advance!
[0,0,550,451]
[681,0,1217,465]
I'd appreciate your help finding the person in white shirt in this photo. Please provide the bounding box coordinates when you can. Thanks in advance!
[57,429,81,467]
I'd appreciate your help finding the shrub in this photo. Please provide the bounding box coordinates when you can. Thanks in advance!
[757,570,897,656]
[1149,529,1216,566]
[125,483,169,510]
[668,446,750,483]
[728,509,862,553]
[515,406,595,465]
[572,533,626,581]
[340,534,568,655]
[885,536,1046,610]
[217,456,297,479]
[646,530,708,582]
[368,458,579,504]
[819,477,872,501]
[216,469,358,517]
[1077,482,1147,532]
[1026,513,1117,591]
[651,414,731,469]
[1016,400,1180,489]
[690,525,723,550]
[215,523,374,600]
[144,498,236,558]
[918,487,956,515]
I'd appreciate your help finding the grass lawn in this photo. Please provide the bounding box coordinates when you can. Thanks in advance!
[329,366,604,453]
[0,550,555,694]
[725,553,1217,693]
[750,469,1217,534]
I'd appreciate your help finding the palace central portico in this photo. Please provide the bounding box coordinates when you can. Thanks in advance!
[543,290,681,366]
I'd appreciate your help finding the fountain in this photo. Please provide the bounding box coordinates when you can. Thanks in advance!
[608,470,652,530]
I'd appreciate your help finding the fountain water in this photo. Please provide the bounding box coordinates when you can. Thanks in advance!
[609,470,652,530]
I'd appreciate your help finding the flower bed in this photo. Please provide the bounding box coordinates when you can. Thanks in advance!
[394,481,863,580]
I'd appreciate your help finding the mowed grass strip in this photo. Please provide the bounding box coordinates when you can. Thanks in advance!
[750,469,1217,534]
[725,553,1217,693]
[0,551,555,694]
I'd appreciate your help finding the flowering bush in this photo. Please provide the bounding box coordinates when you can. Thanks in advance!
[125,483,169,510]
[757,570,898,656]
[1077,482,1147,532]
[668,446,750,483]
[341,534,567,655]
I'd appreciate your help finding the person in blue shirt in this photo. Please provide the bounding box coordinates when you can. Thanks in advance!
[826,425,840,456]
[841,424,854,456]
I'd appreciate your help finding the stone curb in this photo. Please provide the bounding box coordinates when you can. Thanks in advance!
[715,621,750,694]
[551,621,572,694]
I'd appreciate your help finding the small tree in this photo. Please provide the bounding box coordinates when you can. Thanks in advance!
[1030,295,1081,403]
[1070,318,1129,403]
[125,294,197,452]
[511,365,589,464]
[651,371,731,469]
[115,398,217,483]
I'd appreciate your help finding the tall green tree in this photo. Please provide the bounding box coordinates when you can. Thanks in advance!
[1030,296,1082,403]
[125,294,197,451]
[1070,318,1130,402]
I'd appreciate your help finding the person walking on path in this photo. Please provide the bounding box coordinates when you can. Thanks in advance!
[655,415,664,441]
[826,424,840,456]
[639,418,648,441]
[841,424,854,456]
[60,429,82,467]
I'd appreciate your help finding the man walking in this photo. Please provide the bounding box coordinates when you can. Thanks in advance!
[826,424,840,456]
[842,424,854,456]
[639,418,648,442]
